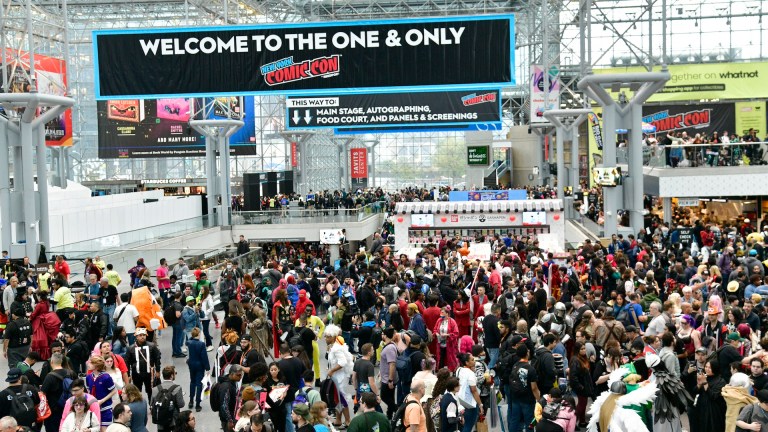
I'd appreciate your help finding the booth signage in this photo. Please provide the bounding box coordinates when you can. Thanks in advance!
[467,146,490,165]
[93,15,515,99]
[285,89,501,129]
[678,228,693,246]
[677,198,700,207]
[433,213,521,228]
[642,103,734,137]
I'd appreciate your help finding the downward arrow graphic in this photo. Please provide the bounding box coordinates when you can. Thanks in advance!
[304,109,312,124]
[292,110,300,124]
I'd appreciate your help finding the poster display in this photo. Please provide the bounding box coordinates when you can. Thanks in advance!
[735,101,766,136]
[595,62,768,102]
[530,64,560,123]
[467,146,490,166]
[93,15,515,99]
[0,49,73,146]
[642,103,735,138]
[285,89,501,130]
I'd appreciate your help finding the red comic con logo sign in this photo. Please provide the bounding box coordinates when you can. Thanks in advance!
[450,215,459,222]
[262,55,341,86]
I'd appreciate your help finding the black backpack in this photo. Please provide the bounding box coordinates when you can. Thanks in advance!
[8,386,37,427]
[163,304,178,326]
[210,382,223,412]
[391,399,420,432]
[151,384,179,427]
[509,362,530,396]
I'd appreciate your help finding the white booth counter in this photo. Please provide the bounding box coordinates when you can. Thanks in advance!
[392,199,566,252]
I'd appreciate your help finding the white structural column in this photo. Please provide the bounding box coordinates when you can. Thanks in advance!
[0,93,74,257]
[190,118,244,227]
[578,68,670,236]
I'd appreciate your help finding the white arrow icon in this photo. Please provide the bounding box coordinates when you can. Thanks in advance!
[292,110,300,125]
[304,109,312,124]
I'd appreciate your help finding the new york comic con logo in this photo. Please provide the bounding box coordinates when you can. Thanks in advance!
[260,55,341,86]
[643,108,711,133]
[461,92,496,106]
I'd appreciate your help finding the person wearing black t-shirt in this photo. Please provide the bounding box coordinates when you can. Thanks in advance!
[239,336,265,384]
[352,343,378,407]
[41,352,76,432]
[278,343,306,432]
[508,345,540,432]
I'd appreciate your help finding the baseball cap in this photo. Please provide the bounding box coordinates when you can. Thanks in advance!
[727,281,740,293]
[625,325,638,333]
[695,347,708,354]
[293,404,312,421]
[6,368,21,383]
[241,335,252,341]
[749,249,758,256]
[185,296,195,303]
[727,332,743,342]
[510,335,523,345]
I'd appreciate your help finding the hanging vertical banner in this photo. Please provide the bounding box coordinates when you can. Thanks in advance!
[291,142,298,167]
[588,112,604,150]
[529,64,560,123]
[350,147,368,188]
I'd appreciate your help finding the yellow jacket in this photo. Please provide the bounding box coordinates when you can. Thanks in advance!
[722,385,758,432]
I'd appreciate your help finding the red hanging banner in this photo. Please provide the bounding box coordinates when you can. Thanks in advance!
[350,148,368,178]
[291,142,298,167]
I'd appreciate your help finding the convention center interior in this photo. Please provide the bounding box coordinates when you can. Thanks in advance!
[1,1,768,432]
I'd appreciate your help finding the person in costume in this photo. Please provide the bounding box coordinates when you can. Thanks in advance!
[644,353,692,432]
[691,359,727,432]
[587,378,658,432]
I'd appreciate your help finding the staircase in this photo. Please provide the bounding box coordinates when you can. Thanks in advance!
[483,159,510,188]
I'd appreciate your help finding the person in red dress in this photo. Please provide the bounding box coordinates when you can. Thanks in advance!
[453,290,471,339]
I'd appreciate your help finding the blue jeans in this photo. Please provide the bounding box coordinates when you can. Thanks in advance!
[172,322,184,356]
[342,330,355,353]
[104,304,116,338]
[284,405,295,432]
[507,400,534,432]
[487,347,500,369]
[462,407,479,432]
[189,368,204,405]
[202,320,212,346]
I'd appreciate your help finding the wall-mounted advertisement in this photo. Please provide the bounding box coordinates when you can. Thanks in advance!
[93,15,514,99]
[592,167,622,187]
[735,101,766,136]
[522,211,547,225]
[0,49,73,146]
[320,229,345,245]
[411,214,434,227]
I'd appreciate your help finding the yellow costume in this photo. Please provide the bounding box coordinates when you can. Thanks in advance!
[297,315,325,380]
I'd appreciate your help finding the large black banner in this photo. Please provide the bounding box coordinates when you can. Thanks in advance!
[642,103,735,138]
[285,89,501,130]
[93,15,514,99]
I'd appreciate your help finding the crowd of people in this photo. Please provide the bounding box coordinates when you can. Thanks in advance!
[2,197,768,432]
[645,128,768,167]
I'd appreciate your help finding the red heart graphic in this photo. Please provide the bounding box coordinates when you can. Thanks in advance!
[397,217,404,223]
[509,216,516,221]
[441,217,447,223]
[553,214,560,221]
